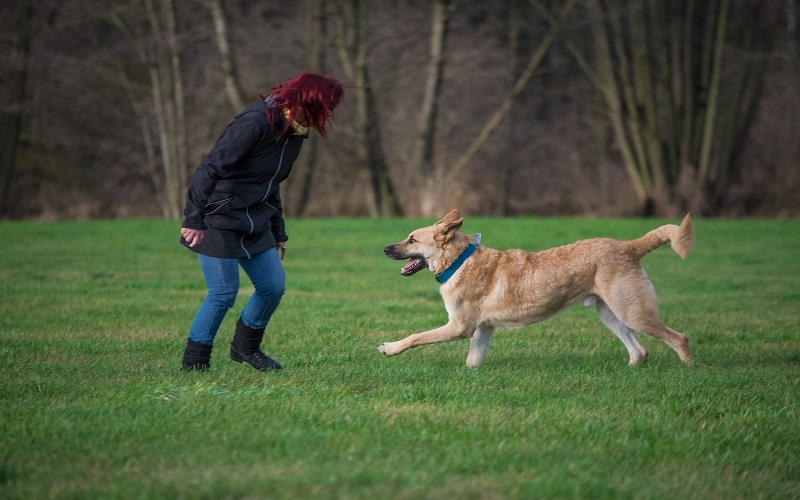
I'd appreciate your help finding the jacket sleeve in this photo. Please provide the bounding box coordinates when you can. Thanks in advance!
[268,186,288,242]
[182,114,264,230]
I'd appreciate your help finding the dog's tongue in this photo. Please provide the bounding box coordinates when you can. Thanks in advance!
[401,258,424,276]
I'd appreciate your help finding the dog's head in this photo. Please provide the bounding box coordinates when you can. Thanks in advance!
[384,209,467,277]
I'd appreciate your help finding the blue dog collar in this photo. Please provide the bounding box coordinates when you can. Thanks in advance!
[435,234,481,284]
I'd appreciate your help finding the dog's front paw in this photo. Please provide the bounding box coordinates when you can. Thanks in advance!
[377,342,399,356]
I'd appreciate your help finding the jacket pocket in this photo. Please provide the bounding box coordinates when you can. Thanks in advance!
[204,207,251,232]
[204,195,234,215]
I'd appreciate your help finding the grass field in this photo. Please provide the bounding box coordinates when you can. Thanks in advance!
[1,215,799,498]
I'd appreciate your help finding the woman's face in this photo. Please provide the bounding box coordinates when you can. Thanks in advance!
[294,105,335,127]
[293,108,308,126]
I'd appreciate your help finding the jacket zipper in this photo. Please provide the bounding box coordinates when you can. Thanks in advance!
[239,136,291,259]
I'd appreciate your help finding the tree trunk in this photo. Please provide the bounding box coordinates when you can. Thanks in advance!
[333,0,401,216]
[412,0,452,217]
[697,0,729,183]
[108,0,189,219]
[205,0,245,113]
[0,0,33,217]
[144,0,186,219]
[288,0,324,216]
[497,0,521,216]
[164,0,189,218]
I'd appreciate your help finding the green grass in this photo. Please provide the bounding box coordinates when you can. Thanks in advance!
[1,216,798,498]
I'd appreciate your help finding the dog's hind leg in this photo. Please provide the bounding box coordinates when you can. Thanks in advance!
[602,275,693,366]
[595,300,648,365]
[629,318,692,366]
[466,324,494,367]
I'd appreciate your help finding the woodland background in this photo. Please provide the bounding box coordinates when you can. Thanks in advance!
[1,0,798,220]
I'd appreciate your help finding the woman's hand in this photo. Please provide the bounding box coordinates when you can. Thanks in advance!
[277,241,287,260]
[181,228,205,248]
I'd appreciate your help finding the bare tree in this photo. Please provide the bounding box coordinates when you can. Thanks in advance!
[108,0,189,219]
[286,0,324,216]
[496,0,522,216]
[411,0,453,217]
[582,0,766,215]
[332,0,401,216]
[0,0,33,216]
[204,0,245,112]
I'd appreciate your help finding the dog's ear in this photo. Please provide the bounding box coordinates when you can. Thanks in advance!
[435,209,463,241]
[436,209,462,227]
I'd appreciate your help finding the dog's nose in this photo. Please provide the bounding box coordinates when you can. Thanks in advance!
[384,246,392,255]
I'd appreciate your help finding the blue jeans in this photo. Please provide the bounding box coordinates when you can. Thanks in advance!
[188,248,286,346]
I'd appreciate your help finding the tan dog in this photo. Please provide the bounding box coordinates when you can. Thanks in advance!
[380,209,694,367]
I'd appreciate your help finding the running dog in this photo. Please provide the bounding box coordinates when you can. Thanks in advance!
[380,209,694,367]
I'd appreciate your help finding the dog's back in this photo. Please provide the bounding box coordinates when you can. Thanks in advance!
[456,215,693,328]
[451,237,629,327]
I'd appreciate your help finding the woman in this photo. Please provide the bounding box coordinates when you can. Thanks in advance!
[180,71,344,372]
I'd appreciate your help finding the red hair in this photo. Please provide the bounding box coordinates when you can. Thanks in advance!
[263,72,344,139]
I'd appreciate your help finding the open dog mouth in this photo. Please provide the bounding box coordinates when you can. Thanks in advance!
[401,256,427,276]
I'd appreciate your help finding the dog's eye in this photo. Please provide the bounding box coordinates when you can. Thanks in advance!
[408,236,416,244]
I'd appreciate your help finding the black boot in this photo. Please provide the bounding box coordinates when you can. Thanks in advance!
[230,317,282,371]
[182,339,212,371]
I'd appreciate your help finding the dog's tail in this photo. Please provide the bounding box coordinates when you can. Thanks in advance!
[627,214,694,260]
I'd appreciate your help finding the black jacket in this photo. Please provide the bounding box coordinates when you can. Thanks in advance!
[180,100,307,259]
